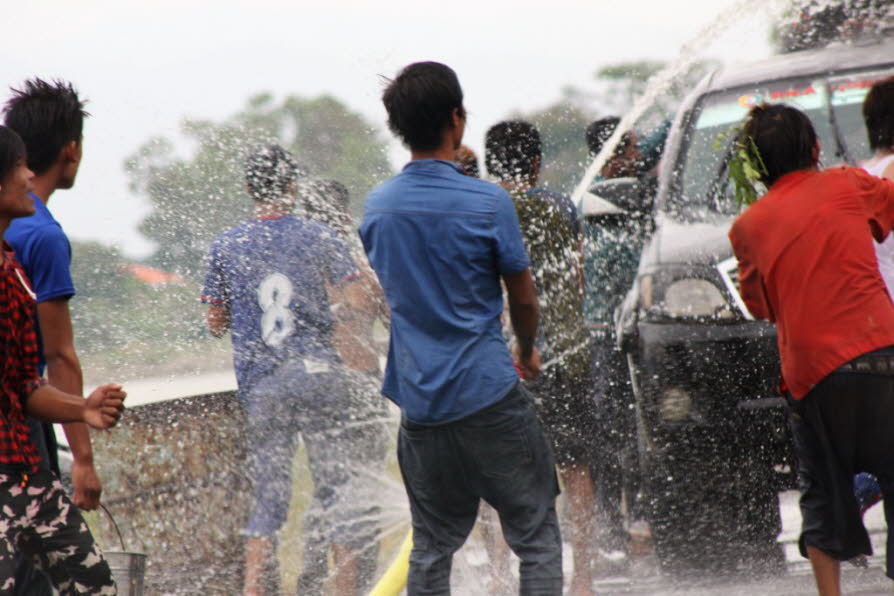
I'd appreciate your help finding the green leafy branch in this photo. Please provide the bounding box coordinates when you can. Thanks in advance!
[714,125,768,207]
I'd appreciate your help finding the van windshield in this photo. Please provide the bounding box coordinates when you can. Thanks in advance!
[669,67,894,220]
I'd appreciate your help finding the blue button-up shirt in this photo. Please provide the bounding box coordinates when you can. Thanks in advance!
[360,159,530,424]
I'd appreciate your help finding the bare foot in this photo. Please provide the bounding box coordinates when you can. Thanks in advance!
[243,536,272,596]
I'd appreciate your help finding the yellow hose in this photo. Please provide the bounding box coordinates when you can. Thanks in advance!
[369,529,412,596]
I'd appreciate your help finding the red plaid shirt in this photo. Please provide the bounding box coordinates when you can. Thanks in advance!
[0,243,43,469]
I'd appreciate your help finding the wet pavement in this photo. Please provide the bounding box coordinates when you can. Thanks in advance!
[591,490,891,595]
[454,490,890,595]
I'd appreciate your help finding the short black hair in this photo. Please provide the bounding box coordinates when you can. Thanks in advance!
[864,76,894,152]
[0,126,26,183]
[3,78,88,175]
[585,117,620,156]
[484,120,542,181]
[455,145,479,178]
[742,103,817,187]
[302,178,350,219]
[382,62,465,151]
[245,144,300,202]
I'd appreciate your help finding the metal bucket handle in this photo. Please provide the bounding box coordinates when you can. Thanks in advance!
[100,504,128,551]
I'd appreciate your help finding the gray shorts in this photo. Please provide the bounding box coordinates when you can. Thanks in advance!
[242,361,389,545]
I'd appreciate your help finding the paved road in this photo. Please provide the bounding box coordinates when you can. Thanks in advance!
[592,490,891,595]
[453,490,890,595]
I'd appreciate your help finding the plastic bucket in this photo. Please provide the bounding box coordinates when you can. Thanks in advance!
[100,505,147,596]
[104,551,147,596]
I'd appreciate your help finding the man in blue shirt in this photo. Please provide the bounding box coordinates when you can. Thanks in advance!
[203,145,377,596]
[360,61,562,595]
[3,79,100,595]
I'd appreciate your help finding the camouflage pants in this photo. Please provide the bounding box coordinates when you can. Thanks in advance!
[0,469,115,595]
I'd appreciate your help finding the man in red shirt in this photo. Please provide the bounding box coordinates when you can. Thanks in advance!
[0,125,126,594]
[729,103,894,596]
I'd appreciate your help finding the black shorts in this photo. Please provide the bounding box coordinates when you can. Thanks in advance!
[528,365,599,467]
[788,346,894,578]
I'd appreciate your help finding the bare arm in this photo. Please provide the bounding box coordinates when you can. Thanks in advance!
[502,268,541,379]
[729,224,774,322]
[39,298,102,510]
[737,259,774,322]
[27,383,125,429]
[327,276,380,372]
[206,304,231,338]
[39,299,83,399]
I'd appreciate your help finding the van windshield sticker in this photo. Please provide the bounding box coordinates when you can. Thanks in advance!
[696,82,826,130]
[830,75,889,106]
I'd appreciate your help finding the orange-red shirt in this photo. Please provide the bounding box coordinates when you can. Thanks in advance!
[729,167,894,399]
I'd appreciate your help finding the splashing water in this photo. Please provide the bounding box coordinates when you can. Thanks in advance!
[570,0,782,207]
[71,2,838,594]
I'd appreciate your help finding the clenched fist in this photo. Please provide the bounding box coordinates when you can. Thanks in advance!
[84,384,126,429]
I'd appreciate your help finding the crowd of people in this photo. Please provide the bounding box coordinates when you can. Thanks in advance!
[3,61,894,596]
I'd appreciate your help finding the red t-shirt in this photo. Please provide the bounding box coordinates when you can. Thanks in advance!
[729,167,894,399]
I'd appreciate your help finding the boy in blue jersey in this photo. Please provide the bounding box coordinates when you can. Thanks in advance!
[202,145,376,596]
[360,62,562,596]
[3,79,101,595]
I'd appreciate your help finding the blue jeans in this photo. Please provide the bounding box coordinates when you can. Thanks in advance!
[398,383,562,595]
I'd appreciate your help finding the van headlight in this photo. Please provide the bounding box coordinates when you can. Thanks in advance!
[639,270,736,321]
[663,279,730,318]
[659,387,692,422]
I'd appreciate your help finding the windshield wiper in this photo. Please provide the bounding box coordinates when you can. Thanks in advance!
[823,80,853,165]
[706,130,737,214]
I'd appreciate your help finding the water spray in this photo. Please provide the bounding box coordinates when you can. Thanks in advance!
[571,0,781,207]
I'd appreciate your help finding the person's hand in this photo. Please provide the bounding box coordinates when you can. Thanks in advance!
[513,345,541,380]
[71,459,102,510]
[84,384,126,430]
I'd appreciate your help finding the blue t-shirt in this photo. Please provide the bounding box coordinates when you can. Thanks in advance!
[201,215,358,393]
[359,159,530,425]
[4,193,76,374]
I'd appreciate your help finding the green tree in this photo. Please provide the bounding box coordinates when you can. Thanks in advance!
[509,95,593,194]
[126,93,393,278]
[593,59,719,125]
[69,240,222,381]
[504,60,719,194]
[594,59,668,116]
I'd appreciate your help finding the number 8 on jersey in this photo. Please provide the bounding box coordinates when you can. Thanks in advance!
[258,272,295,347]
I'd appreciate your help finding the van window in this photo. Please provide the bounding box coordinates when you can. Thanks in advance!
[669,67,894,220]
[829,70,894,163]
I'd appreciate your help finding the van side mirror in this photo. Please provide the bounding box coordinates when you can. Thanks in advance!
[582,177,646,217]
